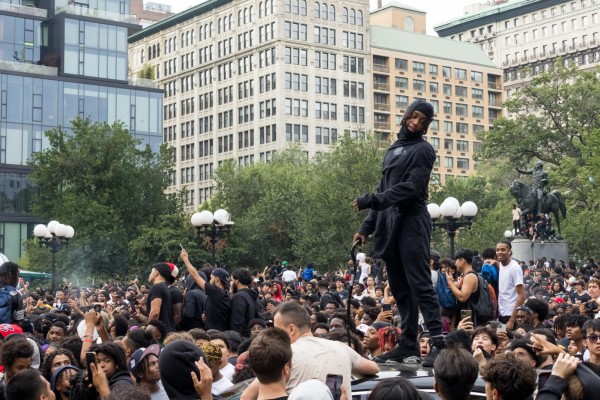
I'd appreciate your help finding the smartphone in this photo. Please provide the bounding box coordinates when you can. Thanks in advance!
[325,374,342,400]
[497,322,507,333]
[93,304,103,314]
[460,309,472,320]
[382,303,392,312]
[86,352,96,384]
[180,243,185,251]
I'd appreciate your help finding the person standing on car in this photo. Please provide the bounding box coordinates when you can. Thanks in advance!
[353,99,444,366]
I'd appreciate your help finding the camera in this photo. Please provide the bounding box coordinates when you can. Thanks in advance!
[584,301,598,312]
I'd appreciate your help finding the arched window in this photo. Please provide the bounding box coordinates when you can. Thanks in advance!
[329,5,335,21]
[259,2,263,17]
[141,49,144,63]
[147,46,151,59]
[249,6,253,21]
[209,22,213,37]
[157,43,160,56]
[356,10,363,25]
[229,14,233,29]
[404,16,415,32]
[299,0,306,15]
[266,0,271,15]
[342,7,348,23]
[244,9,248,24]
[217,18,221,33]
[152,45,156,59]
[238,10,243,25]
[191,29,195,44]
[349,8,355,24]
[321,3,327,19]
[314,2,320,18]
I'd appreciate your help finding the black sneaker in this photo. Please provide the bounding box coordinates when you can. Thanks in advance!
[422,338,447,367]
[373,337,420,363]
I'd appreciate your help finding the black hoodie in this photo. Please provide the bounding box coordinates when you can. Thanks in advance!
[230,287,261,337]
[182,275,207,330]
[357,100,435,263]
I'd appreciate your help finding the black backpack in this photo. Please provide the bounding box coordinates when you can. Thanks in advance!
[466,271,496,326]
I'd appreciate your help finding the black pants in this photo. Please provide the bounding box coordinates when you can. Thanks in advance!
[513,219,521,233]
[386,213,443,341]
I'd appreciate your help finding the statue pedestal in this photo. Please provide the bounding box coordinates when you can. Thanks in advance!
[511,238,569,263]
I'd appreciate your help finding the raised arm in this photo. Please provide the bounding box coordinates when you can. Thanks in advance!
[180,249,206,290]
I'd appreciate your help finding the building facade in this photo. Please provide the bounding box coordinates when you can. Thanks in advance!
[0,0,163,261]
[434,0,600,96]
[128,0,372,210]
[371,4,503,185]
[130,0,173,27]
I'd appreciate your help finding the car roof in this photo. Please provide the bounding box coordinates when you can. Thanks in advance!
[351,362,486,394]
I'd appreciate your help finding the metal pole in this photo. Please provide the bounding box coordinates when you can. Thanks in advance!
[448,229,456,259]
[211,226,217,267]
[51,246,57,292]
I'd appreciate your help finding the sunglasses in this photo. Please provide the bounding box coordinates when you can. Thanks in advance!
[584,334,600,343]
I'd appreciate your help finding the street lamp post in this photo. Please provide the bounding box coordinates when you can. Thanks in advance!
[190,209,234,267]
[427,197,478,258]
[33,221,75,292]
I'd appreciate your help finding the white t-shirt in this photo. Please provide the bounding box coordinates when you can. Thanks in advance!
[282,270,297,282]
[287,335,363,396]
[220,362,235,382]
[498,259,524,317]
[212,376,234,395]
[151,381,169,400]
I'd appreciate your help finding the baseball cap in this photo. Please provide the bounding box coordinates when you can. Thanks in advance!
[129,344,161,375]
[50,365,79,391]
[54,303,72,315]
[212,268,230,286]
[0,324,23,339]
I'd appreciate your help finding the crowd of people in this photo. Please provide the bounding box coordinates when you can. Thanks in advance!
[0,242,599,400]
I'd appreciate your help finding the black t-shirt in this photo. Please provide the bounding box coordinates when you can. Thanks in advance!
[148,282,175,333]
[204,282,231,331]
[570,290,591,303]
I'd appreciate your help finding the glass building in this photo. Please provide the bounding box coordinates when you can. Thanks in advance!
[0,0,163,261]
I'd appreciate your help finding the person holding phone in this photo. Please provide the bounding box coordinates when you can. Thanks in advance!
[446,249,479,327]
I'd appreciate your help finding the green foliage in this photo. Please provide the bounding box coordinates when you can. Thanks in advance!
[479,62,600,259]
[481,63,600,167]
[212,137,384,270]
[27,118,176,283]
[138,64,155,80]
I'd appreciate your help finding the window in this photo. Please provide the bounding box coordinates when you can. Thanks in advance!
[444,138,453,150]
[430,137,439,150]
[413,62,425,73]
[429,82,438,93]
[444,122,453,134]
[429,64,438,75]
[395,58,408,70]
[457,158,469,169]
[455,68,467,80]
[456,123,468,134]
[471,71,483,82]
[286,123,309,142]
[455,86,467,97]
[442,66,451,78]
[445,157,453,168]
[413,79,426,92]
[472,106,484,118]
[443,84,452,96]
[343,56,364,74]
[443,101,452,114]
[456,140,468,151]
[472,88,483,99]
[456,103,468,116]
[396,95,409,108]
[395,77,408,89]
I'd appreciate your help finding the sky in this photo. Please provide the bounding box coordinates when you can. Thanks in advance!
[157,0,486,35]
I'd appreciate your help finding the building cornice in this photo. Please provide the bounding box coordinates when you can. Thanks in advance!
[129,0,233,43]
[434,0,569,37]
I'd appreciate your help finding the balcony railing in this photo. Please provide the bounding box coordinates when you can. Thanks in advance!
[373,64,389,73]
[374,122,390,130]
[373,82,390,91]
[0,3,47,18]
[0,60,57,76]
[374,102,390,112]
[488,82,501,90]
[129,76,159,89]
[56,4,137,24]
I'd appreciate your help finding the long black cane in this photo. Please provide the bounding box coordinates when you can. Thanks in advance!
[347,239,362,346]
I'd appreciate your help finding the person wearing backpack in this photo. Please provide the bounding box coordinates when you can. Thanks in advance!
[0,262,24,326]
[446,249,479,325]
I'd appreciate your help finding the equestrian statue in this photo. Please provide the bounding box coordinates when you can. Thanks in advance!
[510,161,567,237]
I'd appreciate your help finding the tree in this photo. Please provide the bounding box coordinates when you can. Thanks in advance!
[28,118,175,281]
[481,63,600,167]
[137,63,155,80]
